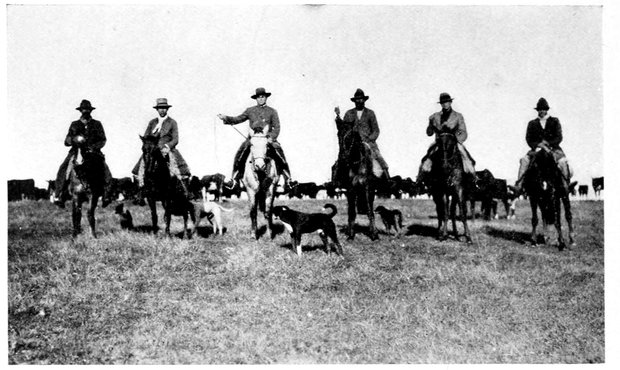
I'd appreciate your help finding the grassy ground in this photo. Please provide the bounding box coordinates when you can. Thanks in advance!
[7,197,604,364]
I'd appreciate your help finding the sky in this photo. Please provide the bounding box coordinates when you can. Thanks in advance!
[4,2,605,190]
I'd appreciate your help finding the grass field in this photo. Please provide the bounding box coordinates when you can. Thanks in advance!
[7,197,604,364]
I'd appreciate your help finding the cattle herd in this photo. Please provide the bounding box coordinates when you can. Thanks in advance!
[7,173,605,207]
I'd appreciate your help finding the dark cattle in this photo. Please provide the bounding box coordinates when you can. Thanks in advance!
[222,181,244,199]
[468,169,511,220]
[200,173,226,201]
[108,177,139,202]
[323,181,345,199]
[289,181,320,199]
[34,187,48,200]
[578,185,589,198]
[377,175,404,199]
[7,179,35,201]
[592,177,604,197]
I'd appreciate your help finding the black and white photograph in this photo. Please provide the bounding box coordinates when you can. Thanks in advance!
[3,0,617,365]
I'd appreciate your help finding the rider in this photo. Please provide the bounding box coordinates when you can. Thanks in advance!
[416,92,477,188]
[132,98,192,197]
[331,88,390,187]
[514,97,573,193]
[54,99,114,208]
[217,87,293,190]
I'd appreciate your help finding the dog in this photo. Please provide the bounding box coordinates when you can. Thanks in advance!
[195,188,234,235]
[271,203,343,257]
[114,203,134,230]
[374,205,403,237]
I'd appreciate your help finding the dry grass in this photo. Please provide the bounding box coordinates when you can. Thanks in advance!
[7,197,604,364]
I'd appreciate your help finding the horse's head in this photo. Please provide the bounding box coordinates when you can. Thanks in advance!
[249,132,270,171]
[342,129,366,169]
[140,135,166,176]
[435,131,459,164]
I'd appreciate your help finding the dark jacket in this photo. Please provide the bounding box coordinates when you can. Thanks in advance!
[64,118,106,154]
[427,109,467,143]
[223,105,281,140]
[143,117,179,150]
[526,116,562,150]
[337,107,379,143]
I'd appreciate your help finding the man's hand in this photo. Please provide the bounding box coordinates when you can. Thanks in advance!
[334,106,340,117]
[74,135,85,144]
[161,145,170,156]
[217,114,226,121]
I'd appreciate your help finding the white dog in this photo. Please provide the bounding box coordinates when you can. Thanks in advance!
[196,188,233,235]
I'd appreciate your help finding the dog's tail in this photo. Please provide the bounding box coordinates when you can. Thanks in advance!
[323,203,338,218]
[216,204,234,212]
[396,210,403,228]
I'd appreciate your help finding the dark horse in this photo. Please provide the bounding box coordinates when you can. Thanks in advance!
[523,148,575,250]
[140,135,195,238]
[428,129,472,243]
[68,148,105,238]
[341,129,379,240]
[242,130,279,240]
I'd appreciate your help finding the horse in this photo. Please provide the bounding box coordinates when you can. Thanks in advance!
[140,135,195,238]
[68,148,105,238]
[428,129,472,243]
[523,148,575,250]
[340,129,379,240]
[242,130,279,240]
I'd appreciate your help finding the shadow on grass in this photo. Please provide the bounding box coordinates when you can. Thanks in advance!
[482,226,541,244]
[405,223,437,237]
[193,226,227,238]
[279,242,330,255]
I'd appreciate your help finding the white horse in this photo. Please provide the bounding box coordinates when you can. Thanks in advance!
[242,132,279,240]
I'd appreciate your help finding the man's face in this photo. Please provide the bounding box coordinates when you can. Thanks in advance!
[537,109,548,118]
[441,102,452,111]
[157,108,168,117]
[80,109,92,118]
[354,98,365,110]
[256,95,267,106]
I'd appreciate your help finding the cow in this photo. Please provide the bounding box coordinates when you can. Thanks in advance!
[34,187,48,200]
[200,173,226,201]
[221,180,244,199]
[468,169,511,220]
[7,179,36,201]
[377,175,404,199]
[323,181,345,199]
[115,177,139,201]
[288,181,320,199]
[592,177,604,197]
[578,185,589,198]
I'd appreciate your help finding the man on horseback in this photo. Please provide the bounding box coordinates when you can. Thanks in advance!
[132,98,192,197]
[54,99,113,208]
[331,88,390,187]
[416,93,477,188]
[217,87,293,190]
[514,97,573,193]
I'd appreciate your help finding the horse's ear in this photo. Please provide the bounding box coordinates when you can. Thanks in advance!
[139,135,143,140]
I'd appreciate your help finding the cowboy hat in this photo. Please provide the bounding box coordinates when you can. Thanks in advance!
[534,97,550,111]
[153,98,172,109]
[437,93,454,104]
[75,99,95,111]
[251,87,272,99]
[350,88,369,102]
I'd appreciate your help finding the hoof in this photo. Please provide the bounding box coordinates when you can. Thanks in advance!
[370,234,379,241]
[346,234,355,241]
[465,237,473,244]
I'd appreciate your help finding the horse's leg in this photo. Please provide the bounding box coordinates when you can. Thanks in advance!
[87,194,98,238]
[459,191,472,244]
[366,186,379,241]
[346,189,357,240]
[529,199,538,245]
[433,193,447,240]
[450,195,459,240]
[148,198,158,233]
[267,185,276,239]
[248,192,259,240]
[562,194,576,247]
[554,195,565,251]
[188,202,196,238]
[72,195,82,238]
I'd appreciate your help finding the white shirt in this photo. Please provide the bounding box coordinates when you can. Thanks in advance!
[539,113,549,130]
[152,115,168,134]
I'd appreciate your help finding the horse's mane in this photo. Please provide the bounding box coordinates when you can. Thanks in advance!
[342,129,369,169]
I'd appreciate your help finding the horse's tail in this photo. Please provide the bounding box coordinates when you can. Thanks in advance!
[323,203,338,218]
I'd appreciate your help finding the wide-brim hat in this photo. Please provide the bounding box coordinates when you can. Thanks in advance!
[437,93,454,104]
[76,99,95,111]
[153,98,172,109]
[350,88,369,102]
[251,87,272,99]
[534,97,550,110]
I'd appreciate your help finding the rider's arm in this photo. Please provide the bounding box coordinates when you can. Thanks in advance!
[88,121,107,151]
[223,109,250,125]
[426,116,435,137]
[267,109,280,140]
[525,121,540,150]
[161,119,179,149]
[455,113,468,143]
[545,118,563,147]
[366,110,379,141]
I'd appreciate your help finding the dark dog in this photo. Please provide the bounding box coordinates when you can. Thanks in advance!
[271,203,343,256]
[374,205,403,237]
[115,203,134,230]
